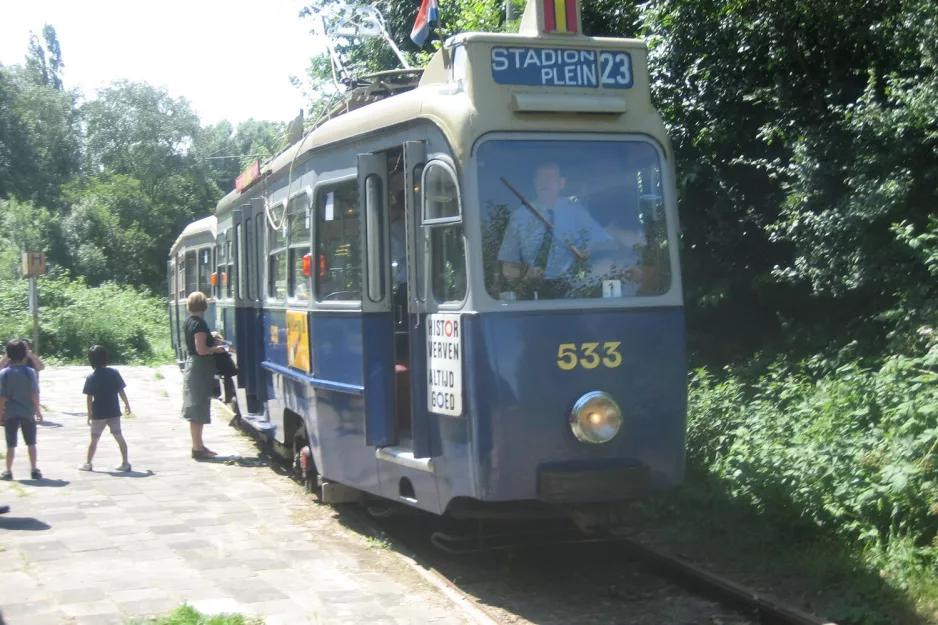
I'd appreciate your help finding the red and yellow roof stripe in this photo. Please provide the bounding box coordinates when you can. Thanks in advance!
[542,0,580,34]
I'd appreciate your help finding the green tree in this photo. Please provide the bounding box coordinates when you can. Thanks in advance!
[194,118,287,192]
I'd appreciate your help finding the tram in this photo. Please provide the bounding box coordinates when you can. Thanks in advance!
[169,0,686,528]
[168,216,217,367]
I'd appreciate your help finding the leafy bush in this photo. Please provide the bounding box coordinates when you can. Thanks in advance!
[689,351,938,577]
[0,273,172,365]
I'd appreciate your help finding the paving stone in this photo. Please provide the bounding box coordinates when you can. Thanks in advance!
[0,367,474,625]
[216,577,289,602]
[59,599,120,617]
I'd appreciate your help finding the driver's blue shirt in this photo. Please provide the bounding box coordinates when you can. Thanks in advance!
[497,197,611,279]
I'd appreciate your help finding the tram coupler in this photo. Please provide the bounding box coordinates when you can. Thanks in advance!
[565,502,637,535]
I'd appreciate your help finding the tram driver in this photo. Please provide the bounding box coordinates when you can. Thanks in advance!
[497,161,611,287]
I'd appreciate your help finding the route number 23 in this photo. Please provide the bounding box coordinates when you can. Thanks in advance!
[557,342,623,370]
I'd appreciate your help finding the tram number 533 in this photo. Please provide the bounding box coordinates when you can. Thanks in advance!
[557,342,622,370]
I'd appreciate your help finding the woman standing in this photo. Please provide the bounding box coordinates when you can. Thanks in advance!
[182,292,225,459]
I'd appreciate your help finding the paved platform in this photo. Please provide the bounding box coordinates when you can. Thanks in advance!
[0,366,472,625]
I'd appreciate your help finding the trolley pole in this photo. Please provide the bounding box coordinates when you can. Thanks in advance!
[22,252,46,355]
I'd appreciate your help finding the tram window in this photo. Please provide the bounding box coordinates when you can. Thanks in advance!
[316,181,362,302]
[255,213,264,300]
[413,164,425,302]
[216,233,226,299]
[364,175,386,303]
[198,248,212,296]
[431,227,467,302]
[245,218,255,301]
[235,224,243,301]
[185,250,197,296]
[225,230,234,300]
[177,253,186,299]
[423,163,460,223]
[287,194,312,302]
[478,140,672,301]
[268,208,288,300]
[423,164,467,303]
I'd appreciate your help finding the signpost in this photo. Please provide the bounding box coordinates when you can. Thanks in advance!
[22,252,46,355]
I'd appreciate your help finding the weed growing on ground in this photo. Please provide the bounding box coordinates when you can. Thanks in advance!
[153,370,165,380]
[128,604,262,625]
[6,483,28,497]
[366,535,392,550]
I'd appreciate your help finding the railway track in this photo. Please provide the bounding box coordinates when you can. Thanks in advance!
[223,403,836,625]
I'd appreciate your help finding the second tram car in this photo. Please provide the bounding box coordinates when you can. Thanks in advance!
[169,0,686,527]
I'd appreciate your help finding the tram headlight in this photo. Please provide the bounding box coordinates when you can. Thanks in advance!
[569,391,622,444]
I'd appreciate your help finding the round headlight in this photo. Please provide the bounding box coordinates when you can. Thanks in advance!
[569,391,622,444]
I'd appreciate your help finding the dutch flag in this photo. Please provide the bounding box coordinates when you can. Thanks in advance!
[410,0,440,46]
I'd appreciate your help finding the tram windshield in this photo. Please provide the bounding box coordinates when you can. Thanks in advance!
[479,140,671,301]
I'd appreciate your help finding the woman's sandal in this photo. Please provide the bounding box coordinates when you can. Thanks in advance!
[191,449,216,460]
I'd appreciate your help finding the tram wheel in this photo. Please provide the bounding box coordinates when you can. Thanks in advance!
[293,430,321,501]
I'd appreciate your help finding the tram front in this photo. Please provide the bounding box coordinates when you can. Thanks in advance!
[432,0,685,516]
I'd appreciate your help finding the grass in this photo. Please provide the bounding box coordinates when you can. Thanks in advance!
[128,604,263,625]
[365,535,392,550]
[153,370,165,380]
[6,482,28,497]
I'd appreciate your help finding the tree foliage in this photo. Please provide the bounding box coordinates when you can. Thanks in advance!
[0,26,287,294]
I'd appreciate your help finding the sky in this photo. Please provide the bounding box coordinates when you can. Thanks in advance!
[0,0,326,126]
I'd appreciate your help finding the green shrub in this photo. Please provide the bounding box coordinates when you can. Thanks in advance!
[0,273,172,365]
[689,350,938,569]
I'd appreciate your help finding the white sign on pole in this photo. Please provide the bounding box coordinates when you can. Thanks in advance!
[427,313,463,416]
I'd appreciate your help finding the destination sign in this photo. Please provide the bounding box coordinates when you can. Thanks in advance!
[491,47,633,89]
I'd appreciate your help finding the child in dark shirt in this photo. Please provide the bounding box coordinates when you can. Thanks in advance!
[80,345,131,472]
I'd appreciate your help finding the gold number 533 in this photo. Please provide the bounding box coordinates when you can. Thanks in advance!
[556,342,623,370]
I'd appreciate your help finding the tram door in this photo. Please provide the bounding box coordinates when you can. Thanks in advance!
[237,199,268,413]
[358,144,433,455]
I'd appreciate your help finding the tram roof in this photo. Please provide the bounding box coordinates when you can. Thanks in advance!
[214,8,658,219]
[169,215,217,256]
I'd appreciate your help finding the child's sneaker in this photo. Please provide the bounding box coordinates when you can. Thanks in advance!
[78,463,92,471]
[115,462,131,472]
[0,471,11,481]
[30,468,42,480]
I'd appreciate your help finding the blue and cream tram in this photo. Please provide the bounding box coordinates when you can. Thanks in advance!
[168,216,218,367]
[171,0,686,525]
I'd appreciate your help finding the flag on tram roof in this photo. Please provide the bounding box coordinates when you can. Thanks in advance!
[410,0,440,46]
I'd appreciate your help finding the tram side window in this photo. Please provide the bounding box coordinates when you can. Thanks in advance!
[268,209,287,300]
[245,218,255,301]
[225,230,234,300]
[423,163,467,303]
[236,224,244,300]
[316,181,361,302]
[185,250,197,296]
[198,247,212,296]
[412,164,425,302]
[177,253,186,299]
[216,233,226,299]
[287,194,312,302]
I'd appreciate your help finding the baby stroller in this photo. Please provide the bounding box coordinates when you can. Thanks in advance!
[211,332,238,410]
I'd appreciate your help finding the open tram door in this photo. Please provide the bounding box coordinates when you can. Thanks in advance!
[357,143,435,459]
[235,198,268,414]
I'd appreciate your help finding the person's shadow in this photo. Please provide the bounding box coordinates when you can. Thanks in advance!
[0,516,51,531]
[103,469,155,478]
[18,478,69,487]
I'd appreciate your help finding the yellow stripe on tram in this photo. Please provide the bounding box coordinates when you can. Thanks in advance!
[553,0,567,31]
